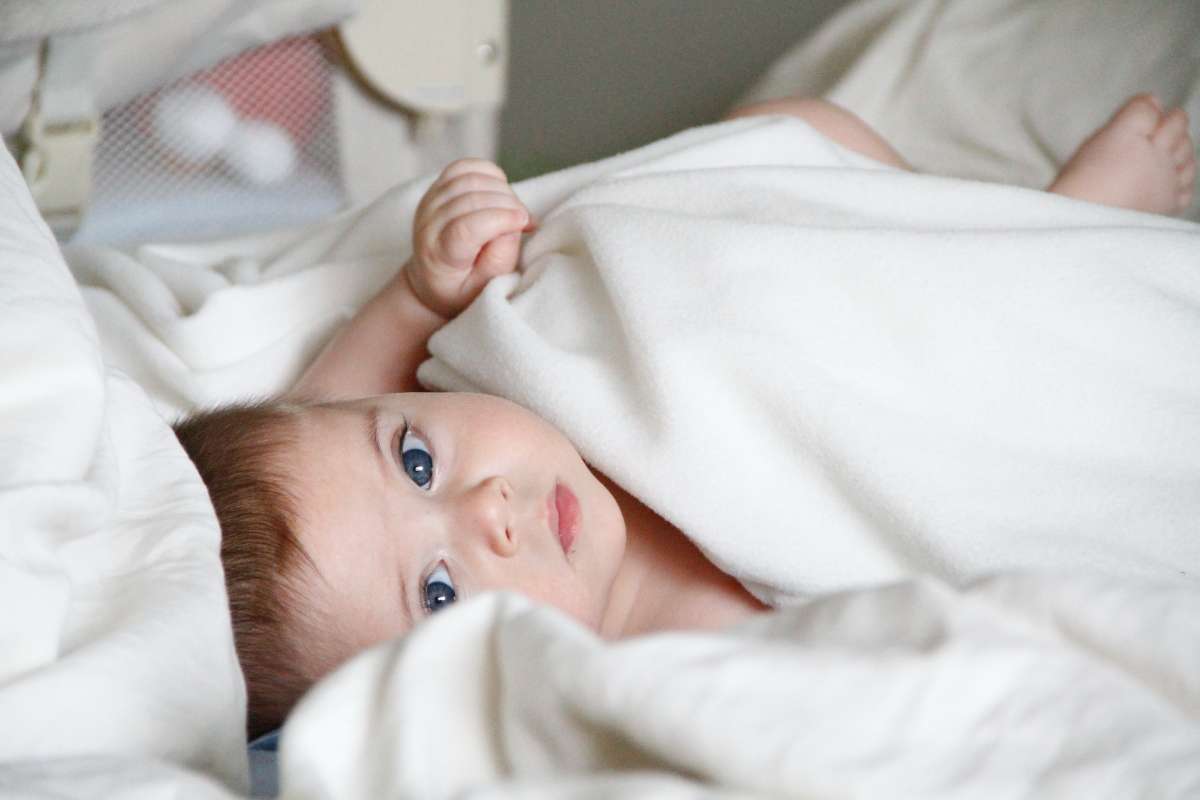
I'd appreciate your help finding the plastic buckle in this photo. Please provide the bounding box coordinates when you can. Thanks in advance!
[19,105,100,238]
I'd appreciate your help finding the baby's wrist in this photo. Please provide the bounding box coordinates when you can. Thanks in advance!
[398,259,452,323]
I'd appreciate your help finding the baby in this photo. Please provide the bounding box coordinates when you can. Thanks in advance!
[174,95,1196,738]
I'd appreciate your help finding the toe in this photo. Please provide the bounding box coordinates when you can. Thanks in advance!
[1173,138,1196,167]
[1152,107,1189,149]
[1179,159,1196,188]
[1112,94,1164,135]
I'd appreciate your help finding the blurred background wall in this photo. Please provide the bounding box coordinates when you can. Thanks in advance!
[499,0,847,179]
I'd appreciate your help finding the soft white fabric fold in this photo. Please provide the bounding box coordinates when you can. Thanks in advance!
[279,577,1200,799]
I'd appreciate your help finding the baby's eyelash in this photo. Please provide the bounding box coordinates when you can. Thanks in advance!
[421,561,457,614]
[398,423,435,489]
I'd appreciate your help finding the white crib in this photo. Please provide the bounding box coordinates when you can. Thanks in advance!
[2,0,508,244]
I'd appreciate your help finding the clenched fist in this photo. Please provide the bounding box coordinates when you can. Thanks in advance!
[405,158,533,318]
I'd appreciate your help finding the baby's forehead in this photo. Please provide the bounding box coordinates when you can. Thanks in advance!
[288,400,367,440]
[275,407,377,510]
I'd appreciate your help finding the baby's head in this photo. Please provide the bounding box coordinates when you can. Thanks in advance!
[175,392,627,738]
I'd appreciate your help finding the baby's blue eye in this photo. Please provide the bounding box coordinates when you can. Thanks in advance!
[423,563,456,613]
[400,428,433,489]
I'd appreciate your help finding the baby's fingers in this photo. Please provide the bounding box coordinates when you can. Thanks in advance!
[435,190,527,224]
[416,160,508,219]
[417,192,526,258]
[427,172,514,213]
[438,158,507,184]
[438,207,530,265]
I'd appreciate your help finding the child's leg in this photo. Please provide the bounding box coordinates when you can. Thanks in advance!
[1048,94,1195,216]
[725,98,911,170]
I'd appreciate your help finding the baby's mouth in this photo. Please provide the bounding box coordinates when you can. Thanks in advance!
[548,482,580,555]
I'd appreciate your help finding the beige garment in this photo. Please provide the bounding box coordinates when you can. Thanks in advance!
[739,0,1200,220]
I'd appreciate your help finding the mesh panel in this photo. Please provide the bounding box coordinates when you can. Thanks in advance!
[74,35,345,245]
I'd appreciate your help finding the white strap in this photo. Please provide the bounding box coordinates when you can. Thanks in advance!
[20,33,101,238]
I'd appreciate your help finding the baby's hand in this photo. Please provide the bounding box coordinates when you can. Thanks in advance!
[406,159,532,318]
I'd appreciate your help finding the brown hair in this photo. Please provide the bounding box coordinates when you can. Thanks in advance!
[173,399,318,740]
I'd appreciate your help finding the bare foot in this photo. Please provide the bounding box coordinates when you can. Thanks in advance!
[1048,94,1196,215]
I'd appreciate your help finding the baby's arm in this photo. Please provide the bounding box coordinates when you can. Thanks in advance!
[291,159,530,399]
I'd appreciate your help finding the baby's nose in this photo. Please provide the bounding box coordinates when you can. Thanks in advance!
[463,476,517,557]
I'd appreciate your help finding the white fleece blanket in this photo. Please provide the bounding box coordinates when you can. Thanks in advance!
[417,115,1200,603]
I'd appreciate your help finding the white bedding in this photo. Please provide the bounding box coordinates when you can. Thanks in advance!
[0,144,248,794]
[281,576,1200,798]
[4,1,1200,797]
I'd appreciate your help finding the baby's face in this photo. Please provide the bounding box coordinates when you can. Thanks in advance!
[285,392,626,668]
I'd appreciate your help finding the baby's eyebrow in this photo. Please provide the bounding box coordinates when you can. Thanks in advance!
[363,405,387,480]
[398,567,414,630]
